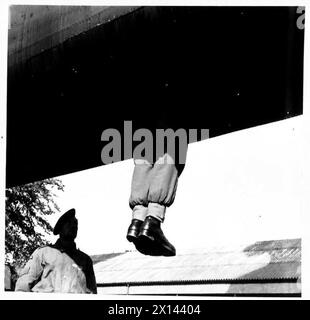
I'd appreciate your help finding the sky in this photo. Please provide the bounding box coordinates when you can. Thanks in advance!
[46,115,305,256]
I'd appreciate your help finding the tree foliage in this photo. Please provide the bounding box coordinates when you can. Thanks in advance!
[5,178,64,269]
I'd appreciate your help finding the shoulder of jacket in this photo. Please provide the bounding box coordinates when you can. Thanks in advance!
[34,245,57,254]
[31,246,46,253]
[25,246,47,262]
[39,244,54,250]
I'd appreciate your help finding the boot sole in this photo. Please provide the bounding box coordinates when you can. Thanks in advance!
[139,230,176,257]
[127,231,152,255]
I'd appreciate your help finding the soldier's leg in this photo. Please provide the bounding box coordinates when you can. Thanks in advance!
[127,158,152,249]
[138,153,181,256]
[147,153,179,222]
[129,158,152,220]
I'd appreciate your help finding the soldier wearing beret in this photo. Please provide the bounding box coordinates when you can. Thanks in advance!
[15,209,97,294]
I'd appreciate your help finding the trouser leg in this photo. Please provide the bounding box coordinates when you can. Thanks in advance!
[129,159,152,221]
[147,154,179,222]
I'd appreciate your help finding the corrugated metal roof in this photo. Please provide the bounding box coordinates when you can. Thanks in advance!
[93,239,301,285]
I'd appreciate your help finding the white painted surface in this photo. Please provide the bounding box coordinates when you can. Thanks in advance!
[48,116,303,256]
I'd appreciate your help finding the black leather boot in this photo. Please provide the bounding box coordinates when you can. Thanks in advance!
[126,219,143,243]
[126,219,149,255]
[139,216,176,256]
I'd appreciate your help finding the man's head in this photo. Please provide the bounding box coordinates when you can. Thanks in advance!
[53,209,78,241]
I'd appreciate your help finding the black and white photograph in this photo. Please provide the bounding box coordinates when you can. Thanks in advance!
[1,1,309,302]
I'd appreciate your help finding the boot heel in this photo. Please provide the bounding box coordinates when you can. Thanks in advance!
[139,229,155,241]
[126,230,138,242]
[126,219,143,243]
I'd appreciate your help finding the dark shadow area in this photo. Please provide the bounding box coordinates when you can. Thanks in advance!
[7,6,304,187]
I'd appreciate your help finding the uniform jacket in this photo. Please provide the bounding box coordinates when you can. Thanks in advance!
[15,239,97,294]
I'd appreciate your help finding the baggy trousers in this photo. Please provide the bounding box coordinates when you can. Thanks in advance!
[129,153,184,222]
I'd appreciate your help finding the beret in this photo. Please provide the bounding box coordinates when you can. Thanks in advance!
[53,208,76,235]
